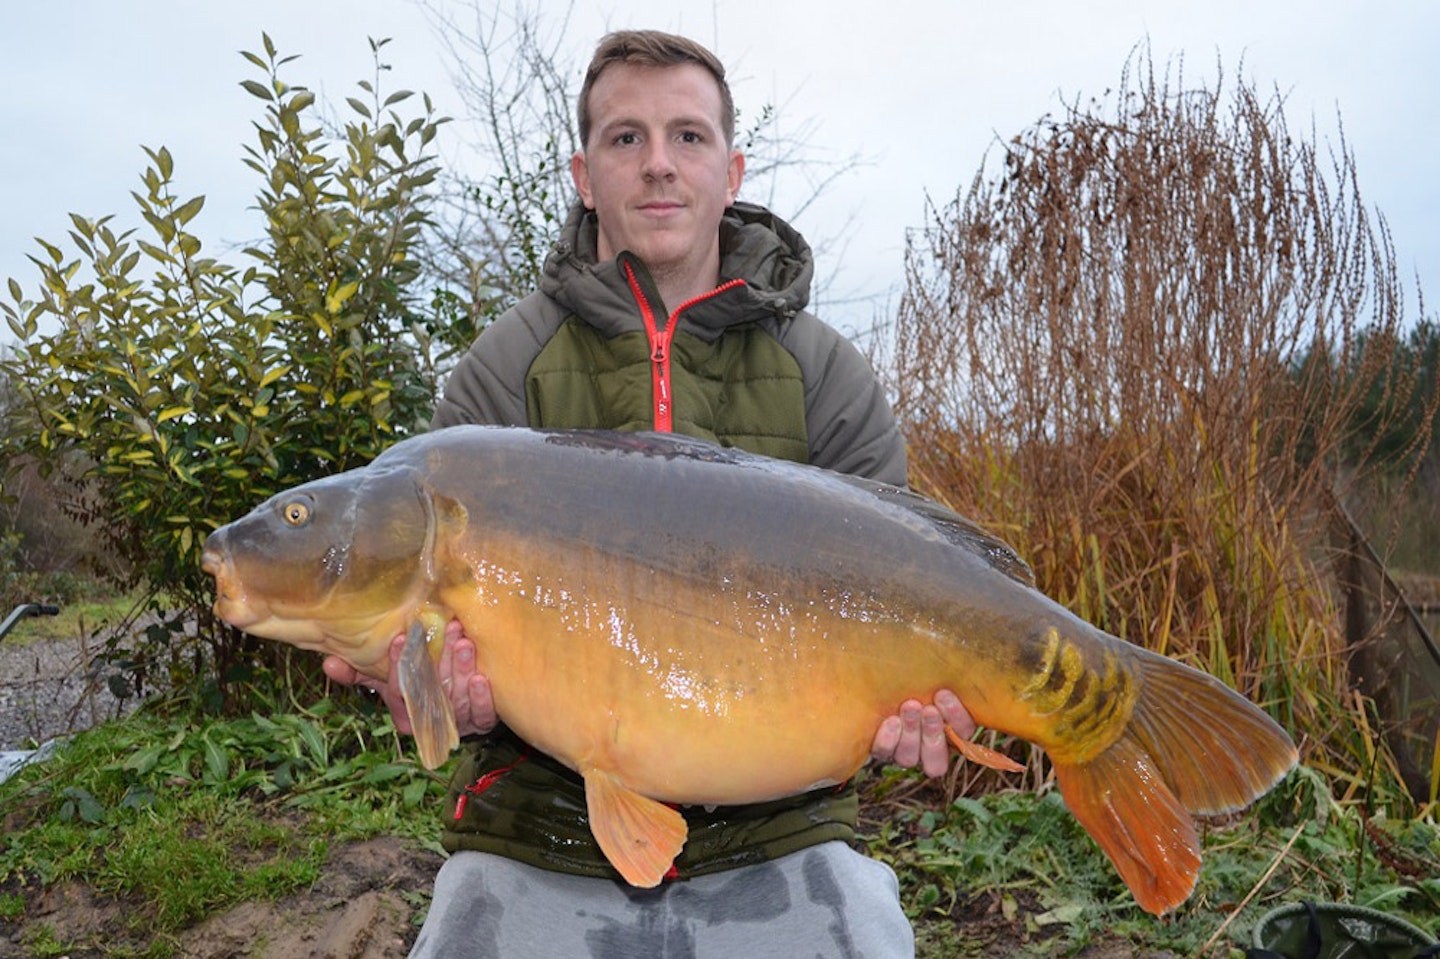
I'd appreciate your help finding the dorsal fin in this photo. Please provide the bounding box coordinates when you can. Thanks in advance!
[855,480,1035,588]
[540,428,742,463]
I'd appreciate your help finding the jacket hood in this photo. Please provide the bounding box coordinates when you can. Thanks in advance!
[538,200,815,341]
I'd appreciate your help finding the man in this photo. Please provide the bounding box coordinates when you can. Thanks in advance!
[326,29,973,957]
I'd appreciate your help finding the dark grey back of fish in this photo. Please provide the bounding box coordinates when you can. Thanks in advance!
[388,426,1037,618]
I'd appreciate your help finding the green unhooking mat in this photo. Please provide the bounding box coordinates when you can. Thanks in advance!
[1249,902,1439,959]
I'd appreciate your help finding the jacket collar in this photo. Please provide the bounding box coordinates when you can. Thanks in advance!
[539,200,814,341]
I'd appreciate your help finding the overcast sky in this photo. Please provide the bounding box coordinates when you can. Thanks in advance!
[3,1,1436,344]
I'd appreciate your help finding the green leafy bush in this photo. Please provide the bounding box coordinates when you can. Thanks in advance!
[0,35,445,707]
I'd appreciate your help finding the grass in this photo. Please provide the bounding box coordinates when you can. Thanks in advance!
[1,586,143,645]
[861,765,1439,956]
[0,699,449,956]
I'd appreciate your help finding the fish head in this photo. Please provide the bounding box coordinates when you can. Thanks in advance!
[201,463,458,674]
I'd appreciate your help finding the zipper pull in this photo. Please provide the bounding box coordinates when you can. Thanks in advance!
[651,326,673,430]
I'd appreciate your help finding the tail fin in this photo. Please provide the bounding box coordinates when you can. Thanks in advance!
[1054,650,1298,915]
[1053,740,1200,914]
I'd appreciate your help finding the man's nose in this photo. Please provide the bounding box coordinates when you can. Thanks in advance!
[641,141,677,180]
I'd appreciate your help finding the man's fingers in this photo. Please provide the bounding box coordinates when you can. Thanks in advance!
[935,688,976,739]
[870,715,902,761]
[322,654,359,686]
[467,673,498,736]
[891,700,923,768]
[919,705,950,778]
[331,620,495,739]
[449,636,476,729]
[451,637,476,685]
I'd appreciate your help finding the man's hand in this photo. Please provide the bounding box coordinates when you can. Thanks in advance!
[870,689,975,778]
[322,619,499,738]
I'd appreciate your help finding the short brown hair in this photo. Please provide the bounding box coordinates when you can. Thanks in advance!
[577,30,735,149]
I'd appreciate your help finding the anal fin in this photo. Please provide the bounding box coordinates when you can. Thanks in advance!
[583,767,688,887]
[397,612,459,770]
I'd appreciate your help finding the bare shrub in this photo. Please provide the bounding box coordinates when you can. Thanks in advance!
[891,49,1433,808]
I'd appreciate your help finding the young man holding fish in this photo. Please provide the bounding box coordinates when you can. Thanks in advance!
[326,29,973,957]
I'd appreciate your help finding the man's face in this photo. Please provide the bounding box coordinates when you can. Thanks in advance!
[572,62,744,289]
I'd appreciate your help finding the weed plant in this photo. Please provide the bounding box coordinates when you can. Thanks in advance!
[861,767,1439,956]
[889,49,1435,812]
[0,697,448,951]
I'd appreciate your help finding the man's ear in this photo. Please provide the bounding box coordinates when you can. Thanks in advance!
[726,149,745,206]
[572,150,595,210]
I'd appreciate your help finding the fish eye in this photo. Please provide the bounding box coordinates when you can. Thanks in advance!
[280,499,311,526]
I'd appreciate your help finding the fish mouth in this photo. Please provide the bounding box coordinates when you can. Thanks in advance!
[200,544,262,630]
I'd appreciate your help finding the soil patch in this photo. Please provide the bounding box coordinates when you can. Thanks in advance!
[1,836,442,958]
[913,889,1182,958]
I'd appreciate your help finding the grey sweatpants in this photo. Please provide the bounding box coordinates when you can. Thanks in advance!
[408,841,915,959]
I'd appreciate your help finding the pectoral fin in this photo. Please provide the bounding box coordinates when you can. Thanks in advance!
[583,767,688,887]
[397,610,460,770]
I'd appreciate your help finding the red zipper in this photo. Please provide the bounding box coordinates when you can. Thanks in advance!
[621,261,746,432]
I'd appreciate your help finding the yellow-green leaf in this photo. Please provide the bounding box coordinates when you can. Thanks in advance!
[240,79,274,102]
[156,406,192,424]
[258,364,291,389]
[325,280,360,314]
[175,195,206,225]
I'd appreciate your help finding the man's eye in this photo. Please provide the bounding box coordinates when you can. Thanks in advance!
[679,130,703,144]
[615,132,639,146]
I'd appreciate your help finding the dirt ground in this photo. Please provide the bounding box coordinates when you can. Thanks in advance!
[1,836,440,958]
[1,836,1174,959]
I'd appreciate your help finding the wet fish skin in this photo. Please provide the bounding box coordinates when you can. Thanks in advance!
[200,425,1298,915]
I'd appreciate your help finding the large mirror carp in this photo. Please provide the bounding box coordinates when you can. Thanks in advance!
[201,426,1297,915]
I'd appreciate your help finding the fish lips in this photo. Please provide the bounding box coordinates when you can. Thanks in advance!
[200,537,263,631]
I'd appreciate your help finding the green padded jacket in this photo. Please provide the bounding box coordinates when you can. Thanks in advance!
[429,198,908,880]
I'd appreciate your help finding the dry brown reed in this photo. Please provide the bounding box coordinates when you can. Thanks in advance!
[888,49,1433,812]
